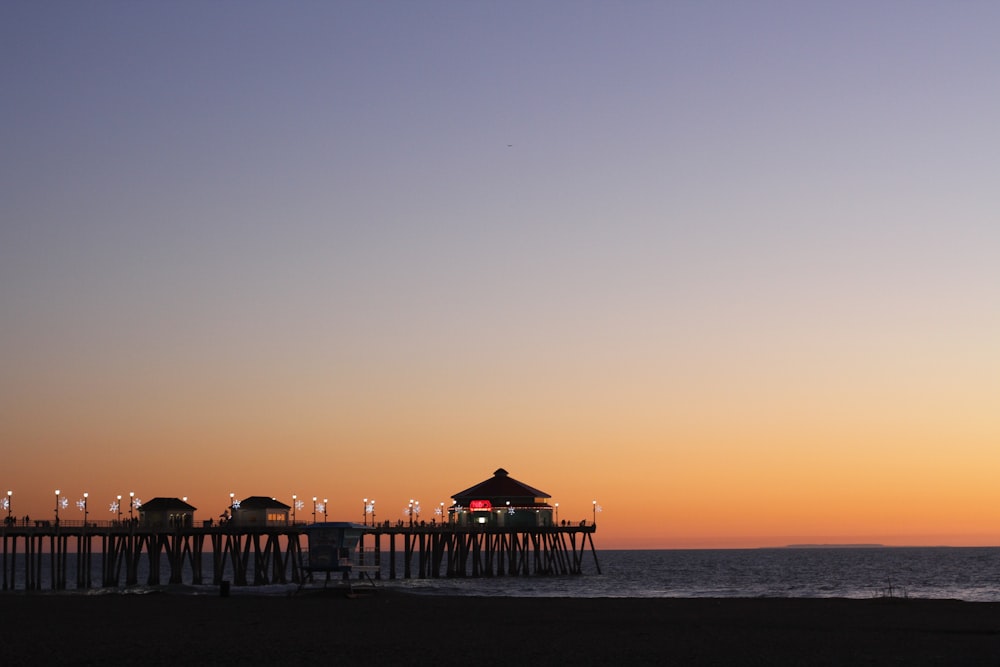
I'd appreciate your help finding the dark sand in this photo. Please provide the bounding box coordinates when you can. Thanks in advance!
[3,589,1000,666]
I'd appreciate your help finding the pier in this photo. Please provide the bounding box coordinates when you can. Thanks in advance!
[0,521,600,592]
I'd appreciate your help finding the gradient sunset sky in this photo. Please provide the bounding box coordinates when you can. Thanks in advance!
[2,2,998,548]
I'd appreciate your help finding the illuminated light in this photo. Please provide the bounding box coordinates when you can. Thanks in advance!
[469,500,492,511]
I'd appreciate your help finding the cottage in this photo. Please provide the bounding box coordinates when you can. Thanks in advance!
[138,497,196,529]
[451,468,554,527]
[231,496,291,526]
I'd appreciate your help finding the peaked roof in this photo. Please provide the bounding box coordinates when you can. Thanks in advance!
[236,496,291,510]
[138,497,197,512]
[452,468,550,500]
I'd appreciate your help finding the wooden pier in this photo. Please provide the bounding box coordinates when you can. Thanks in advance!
[0,522,599,592]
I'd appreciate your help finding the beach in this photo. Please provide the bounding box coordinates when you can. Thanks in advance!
[3,590,999,666]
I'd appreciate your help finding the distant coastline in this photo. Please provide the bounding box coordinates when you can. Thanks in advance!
[783,543,885,549]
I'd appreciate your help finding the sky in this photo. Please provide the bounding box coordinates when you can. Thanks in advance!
[1,1,998,549]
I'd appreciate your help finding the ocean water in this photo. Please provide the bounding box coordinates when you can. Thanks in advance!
[7,547,1000,601]
[383,548,1000,601]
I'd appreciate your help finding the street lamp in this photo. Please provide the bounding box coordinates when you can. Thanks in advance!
[5,490,11,523]
[292,494,297,524]
[129,492,135,521]
[312,497,317,523]
[78,492,89,525]
[116,495,122,523]
[409,500,419,526]
[55,489,61,523]
[323,498,328,522]
[555,502,559,525]
[363,498,368,525]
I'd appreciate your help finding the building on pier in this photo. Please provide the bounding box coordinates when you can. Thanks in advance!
[232,496,291,526]
[138,497,196,529]
[450,468,554,527]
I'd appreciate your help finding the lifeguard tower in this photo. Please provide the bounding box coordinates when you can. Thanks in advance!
[299,522,373,592]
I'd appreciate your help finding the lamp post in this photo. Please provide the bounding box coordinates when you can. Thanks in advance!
[439,502,445,523]
[363,498,368,525]
[592,499,597,525]
[116,495,122,523]
[408,499,414,527]
[555,502,559,525]
[323,498,329,522]
[370,499,375,526]
[292,495,297,524]
[80,492,89,525]
[129,492,135,521]
[312,497,317,523]
[55,489,61,523]
[5,490,11,523]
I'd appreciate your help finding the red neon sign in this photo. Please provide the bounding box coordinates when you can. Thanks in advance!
[469,500,492,511]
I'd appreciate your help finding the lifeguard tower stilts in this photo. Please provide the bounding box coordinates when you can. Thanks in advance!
[299,522,373,593]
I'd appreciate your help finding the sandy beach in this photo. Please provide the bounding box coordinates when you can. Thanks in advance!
[2,589,999,666]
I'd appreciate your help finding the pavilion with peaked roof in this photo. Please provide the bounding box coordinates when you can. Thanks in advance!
[450,468,554,527]
[232,496,291,526]
[138,497,197,529]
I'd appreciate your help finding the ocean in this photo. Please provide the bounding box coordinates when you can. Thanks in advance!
[384,547,1000,600]
[8,547,1000,601]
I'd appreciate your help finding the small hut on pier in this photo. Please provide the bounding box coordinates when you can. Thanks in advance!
[451,468,554,527]
[232,496,291,526]
[138,497,196,529]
